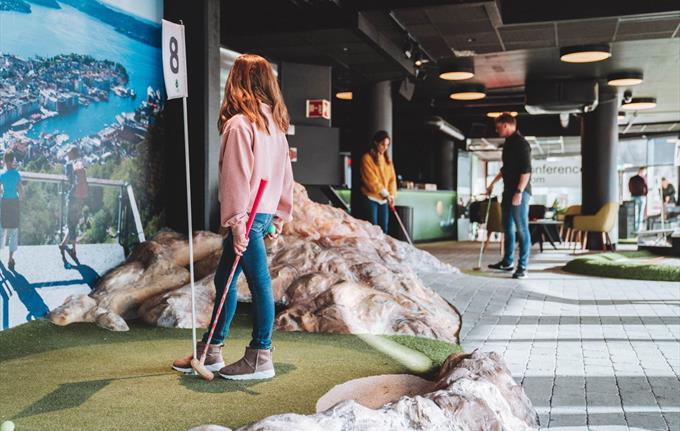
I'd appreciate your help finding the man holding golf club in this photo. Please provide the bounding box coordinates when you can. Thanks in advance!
[172,54,294,381]
[486,113,532,279]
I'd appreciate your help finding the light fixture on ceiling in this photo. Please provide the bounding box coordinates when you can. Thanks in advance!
[336,91,352,100]
[449,83,486,100]
[621,97,657,110]
[486,111,518,118]
[560,44,611,63]
[607,71,643,86]
[439,59,474,80]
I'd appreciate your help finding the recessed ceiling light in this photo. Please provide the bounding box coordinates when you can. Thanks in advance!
[439,59,474,80]
[560,44,611,63]
[621,97,657,111]
[608,71,643,86]
[336,91,352,100]
[487,111,518,118]
[450,84,486,101]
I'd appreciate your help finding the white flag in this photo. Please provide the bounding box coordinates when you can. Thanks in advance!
[162,19,188,100]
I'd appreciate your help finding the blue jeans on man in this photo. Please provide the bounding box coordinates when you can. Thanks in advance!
[501,191,531,271]
[632,195,645,233]
[203,213,274,349]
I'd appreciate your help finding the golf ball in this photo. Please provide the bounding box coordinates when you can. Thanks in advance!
[267,225,276,234]
[1,421,15,431]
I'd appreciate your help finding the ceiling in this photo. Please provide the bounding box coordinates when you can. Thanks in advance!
[220,0,680,137]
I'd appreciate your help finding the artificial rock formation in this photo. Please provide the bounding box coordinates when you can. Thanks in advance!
[187,350,539,431]
[49,183,461,343]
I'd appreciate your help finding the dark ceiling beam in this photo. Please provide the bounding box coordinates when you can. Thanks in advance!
[340,0,490,11]
[357,12,415,77]
[500,0,680,24]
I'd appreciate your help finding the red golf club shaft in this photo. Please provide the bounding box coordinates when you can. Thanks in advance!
[390,204,413,246]
[200,179,268,362]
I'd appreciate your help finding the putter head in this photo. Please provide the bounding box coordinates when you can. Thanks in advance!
[190,358,215,381]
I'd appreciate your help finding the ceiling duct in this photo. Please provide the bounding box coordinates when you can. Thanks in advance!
[525,79,598,114]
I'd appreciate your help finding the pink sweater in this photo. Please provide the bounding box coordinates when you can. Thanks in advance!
[218,103,294,236]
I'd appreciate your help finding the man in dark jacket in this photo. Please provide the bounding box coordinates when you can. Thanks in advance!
[486,113,532,279]
[628,167,647,233]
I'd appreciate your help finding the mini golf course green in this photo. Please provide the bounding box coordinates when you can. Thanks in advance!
[564,251,680,282]
[0,313,460,431]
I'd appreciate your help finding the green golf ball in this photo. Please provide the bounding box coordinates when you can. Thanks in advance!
[1,421,15,431]
[267,225,277,235]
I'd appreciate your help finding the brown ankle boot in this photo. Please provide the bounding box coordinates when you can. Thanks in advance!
[172,341,224,373]
[218,346,275,380]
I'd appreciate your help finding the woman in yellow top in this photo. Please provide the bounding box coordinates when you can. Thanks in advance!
[361,130,397,233]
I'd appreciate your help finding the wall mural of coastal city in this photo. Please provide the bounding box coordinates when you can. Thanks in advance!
[0,0,165,259]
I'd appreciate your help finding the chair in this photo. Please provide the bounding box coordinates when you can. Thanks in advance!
[559,205,582,246]
[480,198,503,254]
[571,202,618,251]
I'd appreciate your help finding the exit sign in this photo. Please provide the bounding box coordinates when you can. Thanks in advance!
[305,99,331,120]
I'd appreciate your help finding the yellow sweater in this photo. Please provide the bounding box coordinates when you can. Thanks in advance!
[361,152,397,202]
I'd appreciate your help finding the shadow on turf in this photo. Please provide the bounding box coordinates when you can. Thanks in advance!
[13,373,174,419]
[179,362,297,394]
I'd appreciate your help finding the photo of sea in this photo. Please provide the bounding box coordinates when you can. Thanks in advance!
[0,0,165,247]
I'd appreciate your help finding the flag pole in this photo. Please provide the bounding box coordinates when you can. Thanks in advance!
[177,19,197,364]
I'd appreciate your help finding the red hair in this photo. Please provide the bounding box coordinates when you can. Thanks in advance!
[217,54,289,135]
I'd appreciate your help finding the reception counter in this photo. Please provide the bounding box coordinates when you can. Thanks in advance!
[333,188,457,242]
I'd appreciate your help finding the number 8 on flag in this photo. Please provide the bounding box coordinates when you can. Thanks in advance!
[162,19,188,100]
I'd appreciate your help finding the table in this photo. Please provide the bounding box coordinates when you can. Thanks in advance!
[529,219,563,252]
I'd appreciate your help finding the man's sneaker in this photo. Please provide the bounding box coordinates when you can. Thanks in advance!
[172,341,224,373]
[512,268,528,279]
[219,346,275,380]
[488,261,514,271]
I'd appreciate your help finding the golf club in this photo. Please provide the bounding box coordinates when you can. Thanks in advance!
[390,203,413,246]
[191,178,268,381]
[473,193,493,271]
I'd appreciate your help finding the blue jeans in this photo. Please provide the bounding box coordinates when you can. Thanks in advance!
[202,213,274,349]
[632,195,645,232]
[363,196,389,233]
[501,191,530,270]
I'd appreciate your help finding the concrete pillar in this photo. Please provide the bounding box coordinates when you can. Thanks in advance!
[350,80,393,218]
[581,88,619,249]
[436,137,456,190]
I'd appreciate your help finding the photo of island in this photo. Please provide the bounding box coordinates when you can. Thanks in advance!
[0,0,165,249]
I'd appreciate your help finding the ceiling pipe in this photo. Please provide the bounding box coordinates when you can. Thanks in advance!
[425,116,465,140]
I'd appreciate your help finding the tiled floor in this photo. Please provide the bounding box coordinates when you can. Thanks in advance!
[418,241,680,430]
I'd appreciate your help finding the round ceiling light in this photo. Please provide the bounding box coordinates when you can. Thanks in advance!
[607,71,643,86]
[621,97,656,110]
[450,84,486,100]
[336,91,352,100]
[560,44,611,63]
[439,59,474,80]
[487,111,518,118]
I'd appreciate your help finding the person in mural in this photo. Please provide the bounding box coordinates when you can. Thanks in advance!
[628,167,648,233]
[172,54,294,380]
[486,113,532,279]
[59,145,89,260]
[360,130,397,233]
[0,151,23,271]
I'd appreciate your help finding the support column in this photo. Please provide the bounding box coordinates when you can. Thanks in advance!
[436,136,456,190]
[164,0,221,232]
[350,80,393,218]
[581,88,619,249]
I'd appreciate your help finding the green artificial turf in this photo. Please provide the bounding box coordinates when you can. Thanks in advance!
[563,251,680,281]
[0,314,461,431]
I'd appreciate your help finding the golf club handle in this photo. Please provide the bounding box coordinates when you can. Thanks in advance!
[244,179,268,239]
